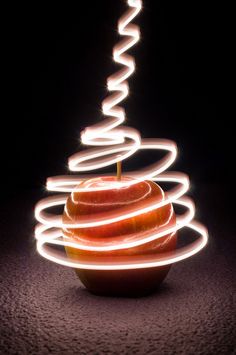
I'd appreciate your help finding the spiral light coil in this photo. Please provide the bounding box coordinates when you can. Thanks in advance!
[35,0,208,270]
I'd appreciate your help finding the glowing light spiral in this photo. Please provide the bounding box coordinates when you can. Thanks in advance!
[35,0,208,270]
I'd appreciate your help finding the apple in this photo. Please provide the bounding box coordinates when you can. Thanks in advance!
[63,176,176,296]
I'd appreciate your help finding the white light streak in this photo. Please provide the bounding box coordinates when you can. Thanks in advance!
[34,0,208,270]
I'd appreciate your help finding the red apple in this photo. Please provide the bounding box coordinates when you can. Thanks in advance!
[63,176,176,296]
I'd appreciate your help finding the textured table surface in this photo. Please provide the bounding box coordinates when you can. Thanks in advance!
[0,186,235,355]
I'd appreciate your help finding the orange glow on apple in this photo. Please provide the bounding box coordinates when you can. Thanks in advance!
[62,177,177,296]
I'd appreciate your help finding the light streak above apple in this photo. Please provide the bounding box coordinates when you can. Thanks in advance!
[35,0,208,270]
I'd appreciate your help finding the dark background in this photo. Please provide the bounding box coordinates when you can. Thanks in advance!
[1,1,235,354]
[2,0,233,197]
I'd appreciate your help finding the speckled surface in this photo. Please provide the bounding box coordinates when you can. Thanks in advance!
[0,188,236,355]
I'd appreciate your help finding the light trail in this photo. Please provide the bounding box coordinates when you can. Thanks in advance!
[35,0,208,270]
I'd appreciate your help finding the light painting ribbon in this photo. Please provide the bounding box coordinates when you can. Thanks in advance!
[35,0,208,270]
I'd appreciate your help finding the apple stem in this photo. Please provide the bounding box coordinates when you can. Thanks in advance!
[117,161,122,181]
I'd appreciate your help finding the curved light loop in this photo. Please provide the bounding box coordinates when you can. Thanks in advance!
[34,0,208,270]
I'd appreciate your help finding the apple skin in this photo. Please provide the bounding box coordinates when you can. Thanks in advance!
[63,177,176,297]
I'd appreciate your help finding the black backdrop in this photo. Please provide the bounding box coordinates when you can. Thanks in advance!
[2,0,233,197]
